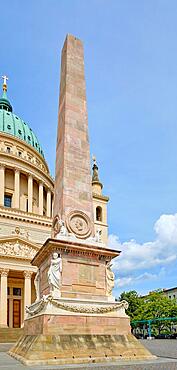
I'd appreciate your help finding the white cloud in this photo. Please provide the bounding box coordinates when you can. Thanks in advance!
[155,213,177,245]
[109,213,177,289]
[115,269,165,288]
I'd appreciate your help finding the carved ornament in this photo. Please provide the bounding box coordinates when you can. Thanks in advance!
[26,295,129,316]
[0,241,37,260]
[66,210,92,239]
[0,268,9,277]
[24,270,33,279]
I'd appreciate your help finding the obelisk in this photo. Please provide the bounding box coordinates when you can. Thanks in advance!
[54,34,94,238]
[9,35,154,366]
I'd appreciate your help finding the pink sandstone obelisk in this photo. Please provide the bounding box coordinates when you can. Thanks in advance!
[9,35,153,366]
[53,34,94,239]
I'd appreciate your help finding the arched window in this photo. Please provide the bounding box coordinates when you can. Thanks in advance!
[96,206,102,222]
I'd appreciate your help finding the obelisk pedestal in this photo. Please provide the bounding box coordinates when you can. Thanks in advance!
[9,35,154,366]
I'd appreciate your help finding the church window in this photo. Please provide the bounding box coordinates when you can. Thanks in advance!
[18,151,22,157]
[7,124,11,129]
[13,288,21,296]
[6,147,11,153]
[4,194,12,208]
[96,206,102,222]
[18,129,22,135]
[28,136,31,141]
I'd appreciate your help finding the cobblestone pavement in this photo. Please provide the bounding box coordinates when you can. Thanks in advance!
[0,340,177,369]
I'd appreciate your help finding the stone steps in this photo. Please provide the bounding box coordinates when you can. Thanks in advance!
[0,328,23,343]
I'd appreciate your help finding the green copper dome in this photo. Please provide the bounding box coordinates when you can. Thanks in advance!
[0,84,44,158]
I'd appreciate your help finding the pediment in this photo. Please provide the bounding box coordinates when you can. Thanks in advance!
[0,236,39,261]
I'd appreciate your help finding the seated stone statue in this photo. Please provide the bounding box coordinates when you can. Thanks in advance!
[48,252,62,297]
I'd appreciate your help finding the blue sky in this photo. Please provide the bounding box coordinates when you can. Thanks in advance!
[1,0,177,296]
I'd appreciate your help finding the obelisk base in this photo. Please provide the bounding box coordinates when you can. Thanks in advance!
[9,297,155,366]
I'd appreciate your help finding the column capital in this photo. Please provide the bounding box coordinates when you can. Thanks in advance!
[14,168,20,174]
[39,181,43,187]
[0,268,9,277]
[24,270,33,279]
[0,164,5,169]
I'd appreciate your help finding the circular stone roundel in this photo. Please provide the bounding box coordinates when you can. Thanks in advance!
[66,210,92,239]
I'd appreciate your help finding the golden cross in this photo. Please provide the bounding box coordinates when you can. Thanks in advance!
[2,75,8,91]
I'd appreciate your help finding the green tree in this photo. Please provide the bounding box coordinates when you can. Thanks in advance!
[120,290,177,336]
[136,290,177,335]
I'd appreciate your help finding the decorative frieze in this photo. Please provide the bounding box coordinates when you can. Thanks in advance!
[0,240,37,260]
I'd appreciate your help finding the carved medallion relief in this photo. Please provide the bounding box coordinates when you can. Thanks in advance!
[66,210,92,239]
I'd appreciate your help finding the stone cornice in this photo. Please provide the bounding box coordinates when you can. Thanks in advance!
[0,154,54,190]
[0,131,48,168]
[31,238,121,267]
[0,206,52,226]
[92,193,109,202]
[94,220,108,227]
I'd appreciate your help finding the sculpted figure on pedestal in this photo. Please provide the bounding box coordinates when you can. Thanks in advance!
[48,252,62,297]
[34,270,40,302]
[106,261,115,296]
[95,229,102,243]
[52,215,68,238]
[58,219,68,236]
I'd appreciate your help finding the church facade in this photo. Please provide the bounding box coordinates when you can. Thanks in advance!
[0,76,108,328]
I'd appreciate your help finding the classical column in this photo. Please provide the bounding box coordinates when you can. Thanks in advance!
[0,165,5,206]
[46,189,51,217]
[24,271,33,319]
[39,182,43,216]
[14,169,20,209]
[52,195,54,218]
[28,175,33,213]
[0,269,9,327]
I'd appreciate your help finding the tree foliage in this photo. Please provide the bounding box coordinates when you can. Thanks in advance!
[119,290,177,335]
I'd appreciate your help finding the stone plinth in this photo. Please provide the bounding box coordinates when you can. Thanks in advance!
[9,237,154,365]
[9,295,154,366]
[33,237,120,301]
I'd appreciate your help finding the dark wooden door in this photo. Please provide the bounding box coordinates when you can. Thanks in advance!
[13,300,21,328]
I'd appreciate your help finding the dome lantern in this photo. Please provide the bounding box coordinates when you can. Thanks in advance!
[0,76,12,112]
[0,76,44,157]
